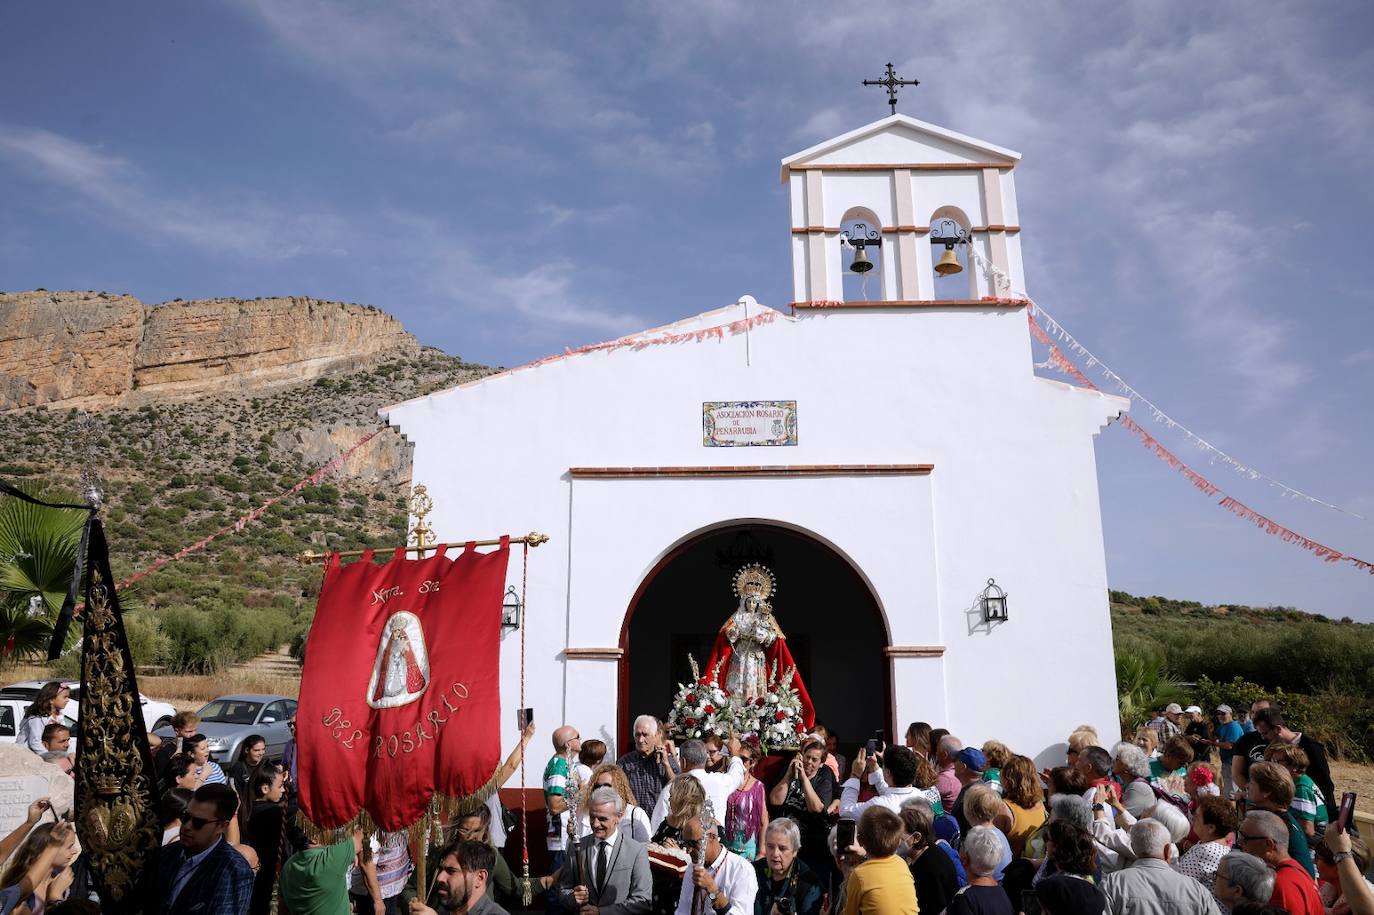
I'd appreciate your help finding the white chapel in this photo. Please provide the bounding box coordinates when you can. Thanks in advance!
[383,112,1128,772]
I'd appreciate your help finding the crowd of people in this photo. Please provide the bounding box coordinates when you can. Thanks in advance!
[536,704,1371,915]
[2,682,1370,915]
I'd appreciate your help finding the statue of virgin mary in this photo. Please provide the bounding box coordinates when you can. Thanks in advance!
[704,564,815,728]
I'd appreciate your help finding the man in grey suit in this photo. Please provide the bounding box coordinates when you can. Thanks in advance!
[559,786,652,915]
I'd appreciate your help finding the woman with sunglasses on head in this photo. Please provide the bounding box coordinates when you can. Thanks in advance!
[725,738,768,860]
[647,773,706,915]
[578,763,653,842]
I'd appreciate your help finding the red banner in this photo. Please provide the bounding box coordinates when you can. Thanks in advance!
[297,539,510,833]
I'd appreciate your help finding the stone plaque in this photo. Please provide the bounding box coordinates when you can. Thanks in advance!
[703,400,798,447]
[0,775,56,835]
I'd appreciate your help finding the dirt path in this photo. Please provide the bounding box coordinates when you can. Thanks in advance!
[139,644,301,710]
[1332,760,1374,819]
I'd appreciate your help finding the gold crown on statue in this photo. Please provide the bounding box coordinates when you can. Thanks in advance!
[732,563,775,601]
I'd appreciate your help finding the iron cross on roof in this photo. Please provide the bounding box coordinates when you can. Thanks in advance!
[862,63,919,115]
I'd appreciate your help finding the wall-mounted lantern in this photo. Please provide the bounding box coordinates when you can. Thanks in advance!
[981,578,1009,623]
[501,585,523,632]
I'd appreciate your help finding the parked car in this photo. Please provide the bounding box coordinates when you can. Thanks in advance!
[0,679,177,737]
[153,694,297,764]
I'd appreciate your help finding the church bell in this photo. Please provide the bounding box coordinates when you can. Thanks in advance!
[849,245,874,274]
[934,245,962,276]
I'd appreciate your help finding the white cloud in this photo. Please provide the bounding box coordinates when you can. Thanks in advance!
[0,124,347,261]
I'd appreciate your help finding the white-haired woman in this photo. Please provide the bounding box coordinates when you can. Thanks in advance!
[1111,742,1157,818]
[1090,791,1189,873]
[947,826,1015,915]
[753,818,824,915]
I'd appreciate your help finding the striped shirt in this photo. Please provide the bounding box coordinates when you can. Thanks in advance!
[1291,774,1329,828]
[544,754,570,851]
[198,761,227,785]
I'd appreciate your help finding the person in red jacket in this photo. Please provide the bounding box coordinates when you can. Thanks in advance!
[1239,810,1322,915]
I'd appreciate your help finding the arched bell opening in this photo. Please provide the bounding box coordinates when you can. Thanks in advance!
[839,207,885,302]
[929,205,977,300]
[617,520,892,761]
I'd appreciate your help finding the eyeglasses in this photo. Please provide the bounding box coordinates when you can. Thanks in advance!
[187,816,227,830]
[681,839,703,851]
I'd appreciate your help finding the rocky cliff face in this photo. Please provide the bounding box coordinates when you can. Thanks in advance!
[0,291,142,411]
[0,291,420,412]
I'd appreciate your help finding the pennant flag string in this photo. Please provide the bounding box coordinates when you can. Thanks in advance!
[1023,301,1374,575]
[967,246,1364,520]
[112,426,387,593]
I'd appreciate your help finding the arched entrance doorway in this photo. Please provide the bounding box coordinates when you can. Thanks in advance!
[618,521,891,756]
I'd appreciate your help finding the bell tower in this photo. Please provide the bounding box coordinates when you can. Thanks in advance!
[781,113,1026,305]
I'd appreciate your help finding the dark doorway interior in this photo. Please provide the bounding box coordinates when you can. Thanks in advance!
[620,523,890,759]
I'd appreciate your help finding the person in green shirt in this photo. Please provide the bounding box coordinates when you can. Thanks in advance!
[279,827,364,914]
[1266,744,1329,839]
[1246,761,1316,877]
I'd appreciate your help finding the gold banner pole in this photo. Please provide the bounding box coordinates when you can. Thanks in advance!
[294,484,549,563]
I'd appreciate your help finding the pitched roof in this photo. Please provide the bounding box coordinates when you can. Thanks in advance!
[780,113,1021,182]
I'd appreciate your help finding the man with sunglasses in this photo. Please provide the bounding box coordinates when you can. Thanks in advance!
[157,783,254,914]
[1238,810,1322,915]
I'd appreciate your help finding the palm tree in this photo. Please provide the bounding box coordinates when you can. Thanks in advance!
[1115,650,1186,737]
[0,484,87,663]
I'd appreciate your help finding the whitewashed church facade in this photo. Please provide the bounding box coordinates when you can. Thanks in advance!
[383,114,1127,773]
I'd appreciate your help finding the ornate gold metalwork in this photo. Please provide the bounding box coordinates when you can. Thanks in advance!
[408,484,436,554]
[294,483,551,563]
[75,561,159,906]
[731,562,776,601]
[296,532,549,564]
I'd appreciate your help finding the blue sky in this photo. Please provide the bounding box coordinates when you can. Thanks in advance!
[3,2,1372,619]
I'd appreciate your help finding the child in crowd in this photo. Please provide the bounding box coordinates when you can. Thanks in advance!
[1265,744,1328,838]
[576,739,606,786]
[840,806,918,915]
[980,741,1011,794]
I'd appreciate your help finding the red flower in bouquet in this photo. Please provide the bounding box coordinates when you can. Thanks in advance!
[685,717,697,727]
[755,697,766,707]
[703,705,715,715]
[686,693,697,705]
[795,722,806,733]
[774,710,787,722]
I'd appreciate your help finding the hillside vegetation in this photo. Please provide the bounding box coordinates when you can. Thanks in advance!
[1110,590,1374,759]
[1,348,493,674]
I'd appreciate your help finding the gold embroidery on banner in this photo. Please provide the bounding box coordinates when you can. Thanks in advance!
[75,566,160,904]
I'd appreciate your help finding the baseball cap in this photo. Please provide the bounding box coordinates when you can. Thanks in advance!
[1215,704,1233,715]
[1184,705,1202,714]
[1164,703,1183,714]
[956,748,987,772]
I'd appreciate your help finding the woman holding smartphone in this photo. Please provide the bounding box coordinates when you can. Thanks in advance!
[769,737,836,886]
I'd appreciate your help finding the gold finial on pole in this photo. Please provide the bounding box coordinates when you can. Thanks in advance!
[408,484,436,556]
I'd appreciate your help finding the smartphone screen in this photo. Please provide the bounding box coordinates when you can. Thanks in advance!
[836,818,856,851]
[517,708,534,730]
[1337,792,1357,833]
[864,739,877,755]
